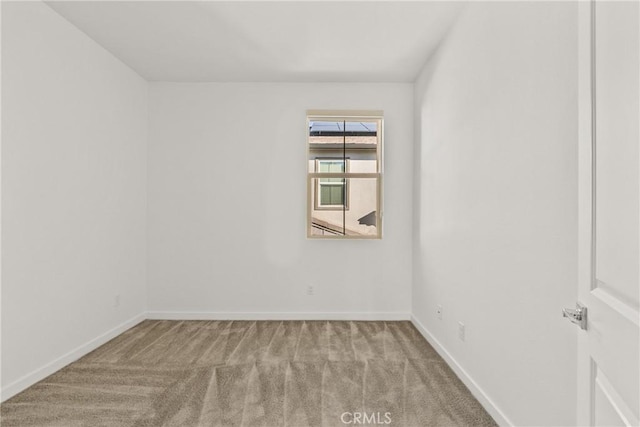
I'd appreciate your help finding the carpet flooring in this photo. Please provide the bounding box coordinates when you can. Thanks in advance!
[1,320,496,427]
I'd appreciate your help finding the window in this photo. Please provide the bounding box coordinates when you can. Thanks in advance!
[316,159,348,209]
[307,110,383,239]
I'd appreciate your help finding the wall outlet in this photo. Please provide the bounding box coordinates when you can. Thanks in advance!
[458,321,465,341]
[436,305,443,320]
[114,294,121,308]
[306,285,314,296]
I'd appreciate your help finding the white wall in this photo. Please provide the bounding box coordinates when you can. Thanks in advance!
[148,83,413,318]
[1,2,147,398]
[412,2,578,426]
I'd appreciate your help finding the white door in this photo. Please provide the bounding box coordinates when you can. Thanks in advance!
[576,1,640,426]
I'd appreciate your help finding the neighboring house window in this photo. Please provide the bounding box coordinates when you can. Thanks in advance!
[316,159,348,209]
[307,110,383,239]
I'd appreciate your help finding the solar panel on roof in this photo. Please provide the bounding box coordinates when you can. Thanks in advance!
[309,121,377,136]
[343,122,377,132]
[310,121,341,130]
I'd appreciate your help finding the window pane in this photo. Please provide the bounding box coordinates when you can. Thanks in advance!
[318,160,345,184]
[320,185,331,205]
[318,160,344,173]
[333,186,345,205]
[310,176,378,237]
[329,162,344,172]
[328,184,344,205]
[319,181,345,206]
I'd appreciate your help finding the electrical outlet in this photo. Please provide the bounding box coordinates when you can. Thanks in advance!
[436,305,443,320]
[114,294,121,308]
[306,285,314,296]
[458,322,465,341]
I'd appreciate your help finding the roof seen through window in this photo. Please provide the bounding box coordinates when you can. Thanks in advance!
[309,121,377,136]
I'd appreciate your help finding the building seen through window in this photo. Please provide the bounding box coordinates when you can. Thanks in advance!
[307,111,382,238]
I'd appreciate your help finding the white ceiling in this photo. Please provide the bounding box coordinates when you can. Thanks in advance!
[46,1,463,83]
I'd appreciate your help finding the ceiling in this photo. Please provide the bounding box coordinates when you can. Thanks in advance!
[46,1,463,83]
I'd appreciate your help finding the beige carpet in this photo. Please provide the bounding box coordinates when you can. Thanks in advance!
[1,320,496,426]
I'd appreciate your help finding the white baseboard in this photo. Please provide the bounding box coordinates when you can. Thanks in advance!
[410,315,513,427]
[147,311,411,321]
[1,313,146,402]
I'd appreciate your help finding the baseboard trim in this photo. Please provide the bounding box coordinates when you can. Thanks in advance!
[1,313,146,402]
[410,315,513,427]
[147,311,411,321]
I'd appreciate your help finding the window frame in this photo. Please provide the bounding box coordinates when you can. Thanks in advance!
[306,110,383,239]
